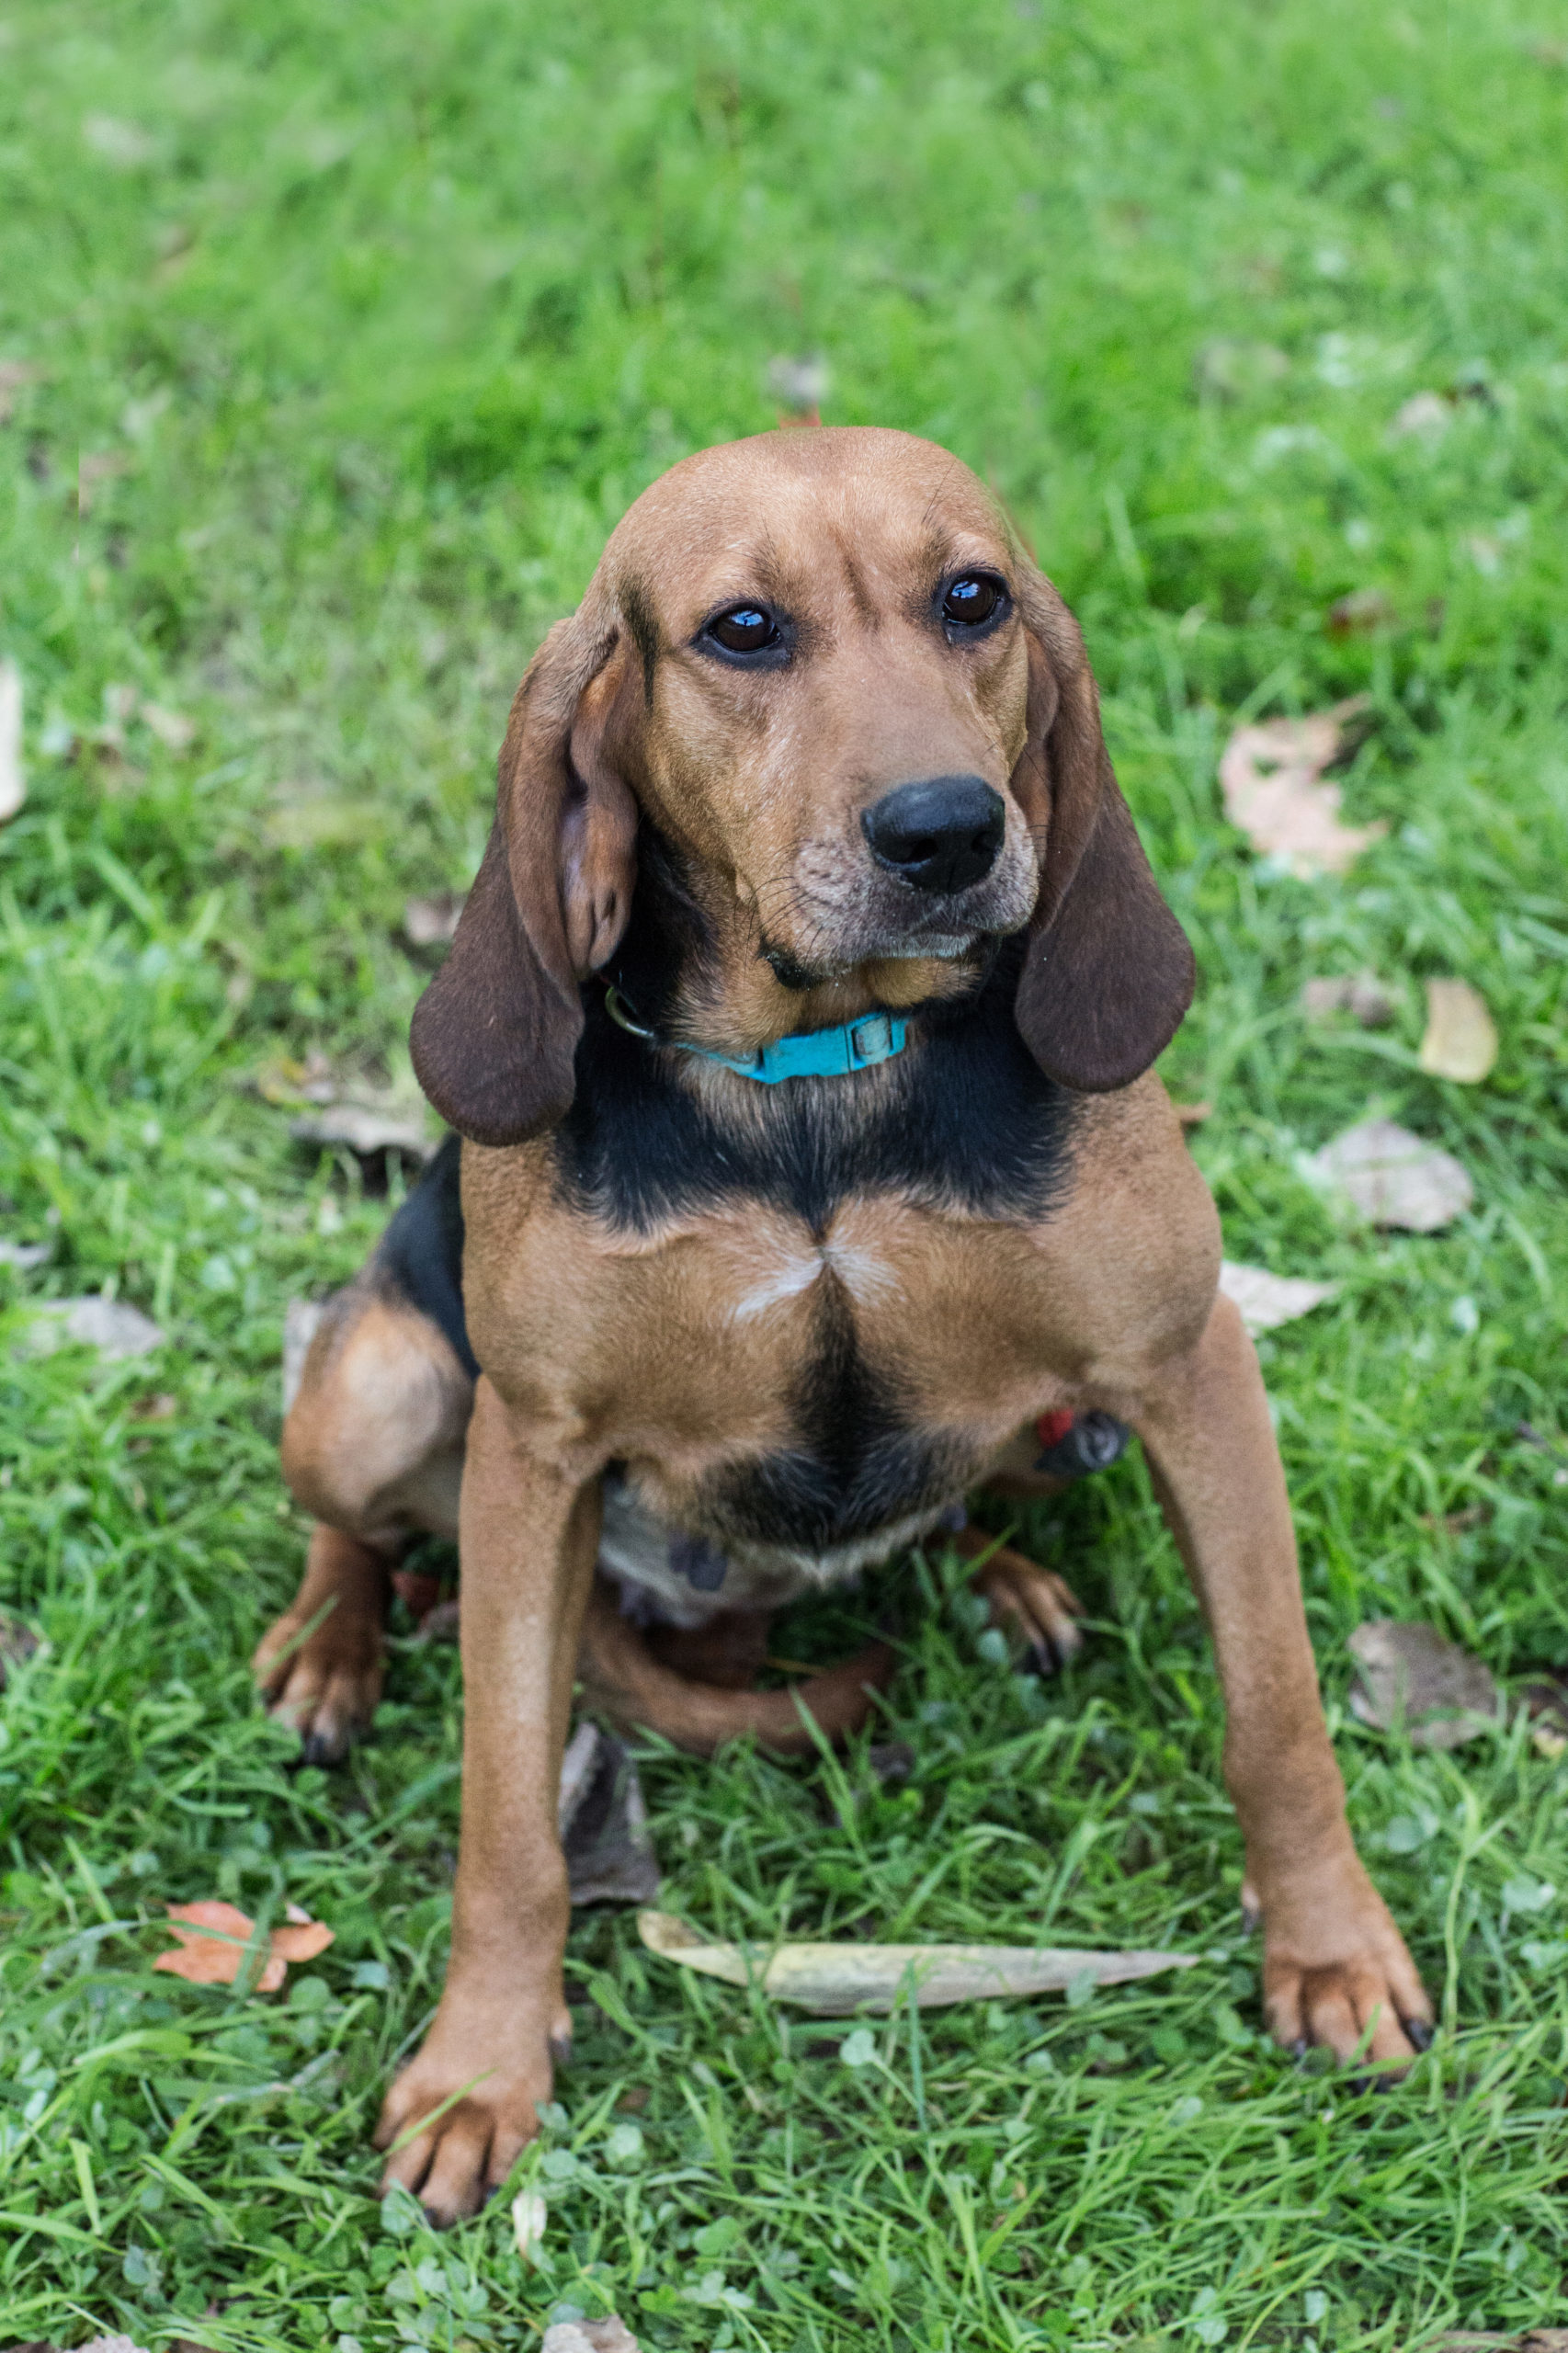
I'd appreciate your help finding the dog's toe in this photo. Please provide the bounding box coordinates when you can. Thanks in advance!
[259,1626,382,1765]
[969,1546,1085,1677]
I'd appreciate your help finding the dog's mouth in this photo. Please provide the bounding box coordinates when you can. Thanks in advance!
[758,926,991,991]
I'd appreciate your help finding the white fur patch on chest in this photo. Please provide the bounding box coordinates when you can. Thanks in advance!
[728,1233,901,1324]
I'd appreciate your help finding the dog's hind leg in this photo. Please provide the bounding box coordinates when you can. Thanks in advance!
[578,1579,894,1756]
[257,1282,472,1761]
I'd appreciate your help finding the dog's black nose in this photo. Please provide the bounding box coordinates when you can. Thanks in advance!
[861,776,1006,894]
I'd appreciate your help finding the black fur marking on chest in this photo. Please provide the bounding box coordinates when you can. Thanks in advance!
[553,839,1080,1234]
[697,1272,974,1552]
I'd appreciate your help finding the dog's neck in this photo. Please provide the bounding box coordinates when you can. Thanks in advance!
[611,825,985,1058]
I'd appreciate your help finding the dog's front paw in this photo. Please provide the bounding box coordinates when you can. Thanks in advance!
[373,1995,573,2227]
[970,1543,1085,1675]
[252,1607,383,1765]
[1260,1863,1432,2069]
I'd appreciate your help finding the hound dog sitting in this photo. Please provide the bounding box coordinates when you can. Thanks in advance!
[256,426,1430,2223]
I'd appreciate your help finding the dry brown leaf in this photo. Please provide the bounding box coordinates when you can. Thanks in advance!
[1326,587,1395,638]
[560,1722,661,1907]
[543,2321,641,2353]
[0,1607,40,1690]
[254,1049,337,1106]
[1219,698,1385,876]
[1218,1261,1336,1336]
[153,1898,334,1991]
[0,358,46,426]
[1418,977,1498,1084]
[142,701,197,752]
[281,1297,327,1414]
[22,1296,165,1359]
[403,889,467,948]
[129,1391,178,1422]
[512,2188,549,2264]
[1301,973,1395,1028]
[638,1910,1194,2015]
[289,1100,433,1165]
[1347,1621,1501,1749]
[1311,1120,1473,1231]
[0,657,23,824]
[1389,390,1450,442]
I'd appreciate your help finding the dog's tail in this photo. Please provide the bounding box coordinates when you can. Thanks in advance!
[578,1579,894,1758]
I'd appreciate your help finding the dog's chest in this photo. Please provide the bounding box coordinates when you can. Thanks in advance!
[571,1190,1062,1563]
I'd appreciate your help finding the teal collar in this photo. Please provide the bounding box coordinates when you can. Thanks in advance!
[604,984,907,1085]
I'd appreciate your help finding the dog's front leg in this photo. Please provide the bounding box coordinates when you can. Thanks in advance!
[374,1377,600,2224]
[1133,1290,1432,2067]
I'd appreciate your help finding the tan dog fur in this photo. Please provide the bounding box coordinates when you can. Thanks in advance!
[257,427,1429,2223]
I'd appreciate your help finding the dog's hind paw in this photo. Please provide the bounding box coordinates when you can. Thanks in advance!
[969,1543,1085,1676]
[253,1608,383,1764]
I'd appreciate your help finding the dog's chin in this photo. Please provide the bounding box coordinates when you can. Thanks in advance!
[759,929,988,990]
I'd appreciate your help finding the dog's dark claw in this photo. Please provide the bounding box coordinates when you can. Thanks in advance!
[1405,2018,1434,2052]
[299,1730,338,1768]
[1289,2037,1310,2061]
[549,2029,574,2069]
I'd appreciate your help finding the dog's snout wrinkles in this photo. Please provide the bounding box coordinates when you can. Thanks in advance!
[861,776,1006,894]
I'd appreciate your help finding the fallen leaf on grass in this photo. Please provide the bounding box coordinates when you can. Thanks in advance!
[154,1899,334,1992]
[1389,390,1450,443]
[140,700,197,752]
[512,2188,549,2264]
[76,2336,153,2353]
[1219,1261,1336,1336]
[638,1910,1194,2015]
[560,1721,661,1906]
[281,1297,327,1413]
[403,889,467,949]
[1219,698,1385,876]
[21,1296,165,1359]
[288,1101,433,1166]
[1522,1679,1568,1759]
[1311,1120,1473,1231]
[1300,973,1394,1028]
[1418,977,1498,1084]
[1437,2334,1568,2352]
[0,358,46,425]
[0,1236,51,1267]
[1347,1620,1501,1749]
[129,1391,178,1422]
[254,1050,337,1106]
[0,1608,40,1689]
[0,656,23,824]
[1326,587,1395,638]
[543,2320,641,2353]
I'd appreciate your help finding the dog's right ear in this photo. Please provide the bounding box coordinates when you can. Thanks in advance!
[411,616,639,1147]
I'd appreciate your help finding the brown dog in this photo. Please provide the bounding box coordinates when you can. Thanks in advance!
[256,426,1430,2224]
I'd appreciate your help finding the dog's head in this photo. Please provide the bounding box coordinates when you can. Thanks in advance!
[413,427,1193,1145]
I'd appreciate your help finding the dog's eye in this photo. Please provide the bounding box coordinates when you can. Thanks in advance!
[941,574,1006,630]
[706,606,781,655]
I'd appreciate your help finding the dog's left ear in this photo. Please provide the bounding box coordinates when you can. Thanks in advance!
[411,613,640,1146]
[1006,567,1195,1092]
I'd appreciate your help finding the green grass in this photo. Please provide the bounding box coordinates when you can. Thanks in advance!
[4,0,1568,2344]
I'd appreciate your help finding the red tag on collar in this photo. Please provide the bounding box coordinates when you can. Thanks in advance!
[1034,1409,1075,1451]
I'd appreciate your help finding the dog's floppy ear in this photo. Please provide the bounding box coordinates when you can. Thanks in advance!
[411,615,639,1146]
[1007,567,1195,1092]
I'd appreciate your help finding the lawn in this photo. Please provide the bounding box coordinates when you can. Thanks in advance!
[3,0,1568,2345]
